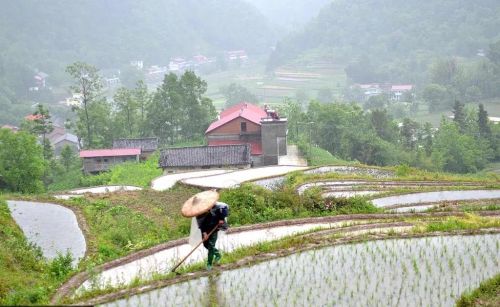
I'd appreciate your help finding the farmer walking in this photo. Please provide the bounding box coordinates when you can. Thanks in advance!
[181,190,229,271]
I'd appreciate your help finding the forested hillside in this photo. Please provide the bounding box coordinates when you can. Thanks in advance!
[0,0,275,124]
[269,0,500,84]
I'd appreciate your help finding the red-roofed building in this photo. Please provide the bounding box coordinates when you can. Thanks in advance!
[24,114,44,121]
[80,148,141,174]
[1,125,19,133]
[205,102,287,166]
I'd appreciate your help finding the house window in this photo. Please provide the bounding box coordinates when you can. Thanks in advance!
[241,122,247,132]
[103,158,109,163]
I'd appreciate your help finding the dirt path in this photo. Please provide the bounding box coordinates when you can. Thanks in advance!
[182,165,309,189]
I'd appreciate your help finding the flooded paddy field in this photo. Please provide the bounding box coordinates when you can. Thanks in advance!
[101,233,500,307]
[296,180,485,195]
[304,166,394,178]
[6,200,86,264]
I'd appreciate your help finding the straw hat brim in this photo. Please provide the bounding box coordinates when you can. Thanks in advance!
[181,190,219,217]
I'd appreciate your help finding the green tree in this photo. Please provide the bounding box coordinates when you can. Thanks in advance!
[399,118,420,150]
[0,129,45,192]
[133,80,151,137]
[21,104,54,160]
[66,62,104,148]
[220,83,258,108]
[370,109,397,142]
[422,84,449,112]
[113,87,138,137]
[431,121,493,173]
[60,144,77,172]
[147,72,216,144]
[422,122,433,157]
[477,103,492,139]
[452,100,466,133]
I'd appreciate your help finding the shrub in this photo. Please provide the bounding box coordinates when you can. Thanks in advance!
[49,251,73,280]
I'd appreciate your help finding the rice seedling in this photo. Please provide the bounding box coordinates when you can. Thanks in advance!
[101,234,500,307]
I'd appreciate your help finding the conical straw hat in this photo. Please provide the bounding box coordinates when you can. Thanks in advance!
[181,190,219,217]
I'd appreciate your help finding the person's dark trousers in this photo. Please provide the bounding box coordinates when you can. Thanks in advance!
[203,231,221,266]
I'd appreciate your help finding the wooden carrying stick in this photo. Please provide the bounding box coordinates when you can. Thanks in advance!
[171,224,219,273]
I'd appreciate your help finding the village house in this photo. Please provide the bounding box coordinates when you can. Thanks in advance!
[158,102,287,172]
[33,71,49,90]
[225,50,248,62]
[79,148,141,174]
[112,137,159,159]
[390,84,414,101]
[159,144,251,172]
[205,102,287,166]
[46,125,79,156]
[354,83,414,101]
[145,65,168,83]
[1,124,19,132]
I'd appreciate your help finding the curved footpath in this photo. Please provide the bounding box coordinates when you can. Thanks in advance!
[151,169,230,191]
[54,185,143,199]
[182,166,309,189]
[52,211,500,303]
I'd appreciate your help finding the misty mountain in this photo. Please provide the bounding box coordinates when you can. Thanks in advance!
[245,0,332,30]
[268,0,500,83]
[0,0,275,80]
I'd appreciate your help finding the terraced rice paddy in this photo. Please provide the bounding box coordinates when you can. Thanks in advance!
[77,222,343,292]
[304,166,394,178]
[6,200,86,264]
[101,233,500,307]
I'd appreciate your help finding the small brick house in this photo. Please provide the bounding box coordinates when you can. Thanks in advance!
[205,102,287,166]
[80,148,141,174]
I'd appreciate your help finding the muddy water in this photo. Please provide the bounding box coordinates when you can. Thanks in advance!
[372,190,500,207]
[78,222,345,292]
[6,200,86,264]
[102,234,500,307]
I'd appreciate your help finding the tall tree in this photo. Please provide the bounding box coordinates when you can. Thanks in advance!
[452,100,466,133]
[133,80,151,137]
[422,122,433,157]
[147,72,216,144]
[113,87,137,137]
[21,104,54,160]
[477,103,492,139]
[0,129,45,192]
[399,118,420,150]
[66,62,103,148]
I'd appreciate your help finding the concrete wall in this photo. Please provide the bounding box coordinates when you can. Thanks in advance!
[82,155,139,174]
[261,120,287,165]
[208,118,260,135]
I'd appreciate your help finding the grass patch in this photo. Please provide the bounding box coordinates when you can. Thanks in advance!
[297,141,350,166]
[413,214,500,233]
[456,273,500,307]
